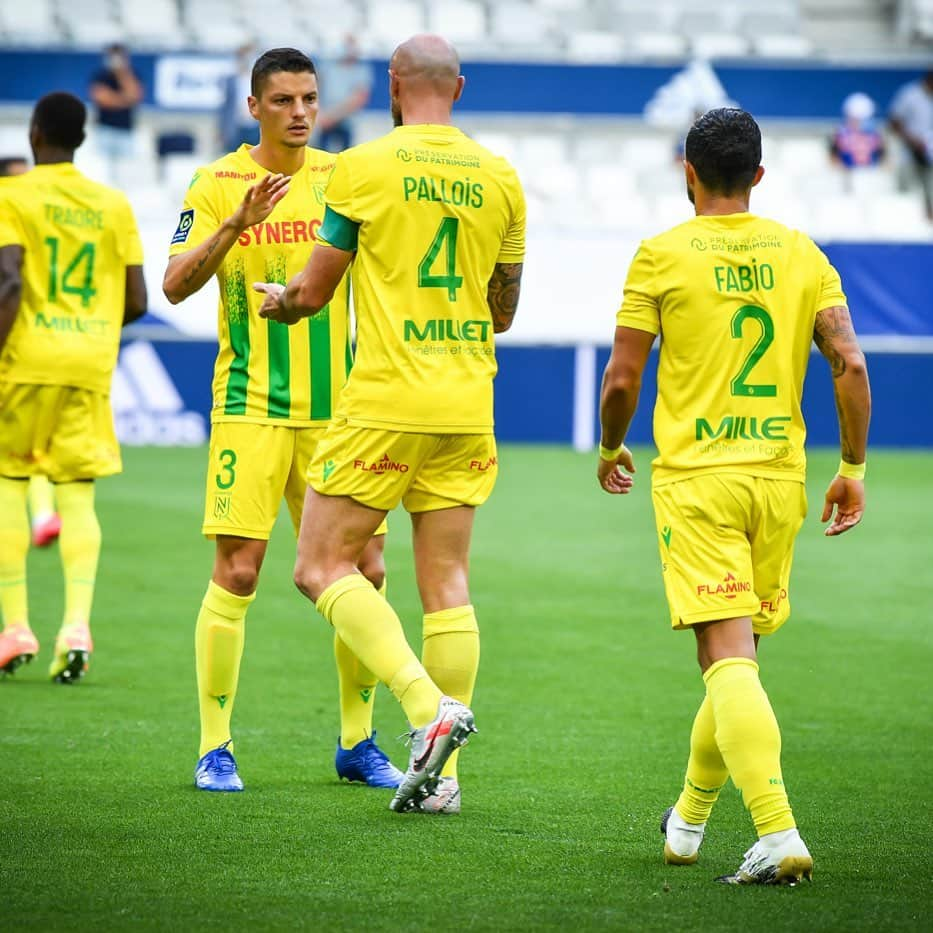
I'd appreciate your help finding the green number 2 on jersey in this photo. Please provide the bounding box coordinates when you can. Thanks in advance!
[44,237,97,309]
[730,304,777,398]
[418,217,463,302]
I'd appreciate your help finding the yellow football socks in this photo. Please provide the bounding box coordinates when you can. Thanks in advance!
[317,573,441,728]
[675,693,728,825]
[55,482,101,628]
[27,474,56,524]
[704,657,796,837]
[422,605,479,778]
[0,477,30,629]
[196,581,254,756]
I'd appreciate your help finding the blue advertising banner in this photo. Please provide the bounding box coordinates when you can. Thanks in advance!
[0,50,925,120]
[116,337,932,449]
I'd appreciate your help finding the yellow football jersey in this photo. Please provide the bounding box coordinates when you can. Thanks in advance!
[319,123,526,434]
[617,212,846,484]
[0,163,143,393]
[168,144,350,425]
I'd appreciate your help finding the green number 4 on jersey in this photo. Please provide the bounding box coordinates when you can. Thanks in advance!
[418,217,463,302]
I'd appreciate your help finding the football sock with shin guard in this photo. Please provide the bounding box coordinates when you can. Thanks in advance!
[196,581,253,755]
[421,605,479,779]
[317,574,441,728]
[675,693,728,825]
[55,482,101,629]
[335,579,385,749]
[705,657,796,837]
[0,477,30,629]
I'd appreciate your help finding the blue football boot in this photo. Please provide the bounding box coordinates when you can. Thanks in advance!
[194,740,244,792]
[335,732,404,788]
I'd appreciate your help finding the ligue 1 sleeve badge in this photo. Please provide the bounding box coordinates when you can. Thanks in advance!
[171,209,195,245]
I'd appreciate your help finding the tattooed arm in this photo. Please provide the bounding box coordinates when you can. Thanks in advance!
[813,305,871,464]
[163,173,290,304]
[813,304,871,535]
[487,262,523,333]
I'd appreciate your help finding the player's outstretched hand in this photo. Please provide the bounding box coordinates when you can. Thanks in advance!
[821,474,864,536]
[597,446,636,495]
[235,173,291,229]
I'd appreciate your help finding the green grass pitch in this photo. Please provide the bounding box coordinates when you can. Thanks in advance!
[2,445,931,931]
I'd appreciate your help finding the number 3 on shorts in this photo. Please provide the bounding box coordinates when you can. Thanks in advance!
[216,449,237,490]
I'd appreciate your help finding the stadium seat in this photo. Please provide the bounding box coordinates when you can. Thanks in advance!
[619,135,676,172]
[752,34,814,57]
[1,0,61,46]
[565,31,627,63]
[427,1,487,46]
[490,2,561,55]
[638,165,684,196]
[810,195,868,241]
[865,193,932,240]
[653,193,694,229]
[299,1,363,53]
[583,163,639,204]
[118,0,183,48]
[186,0,249,52]
[521,160,580,199]
[777,138,834,175]
[846,167,897,198]
[589,191,652,231]
[689,33,751,59]
[59,0,125,47]
[574,132,630,164]
[796,169,848,199]
[518,132,568,167]
[470,130,521,163]
[360,0,426,55]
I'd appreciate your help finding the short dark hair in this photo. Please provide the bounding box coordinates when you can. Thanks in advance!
[32,92,86,150]
[685,108,761,195]
[251,48,315,97]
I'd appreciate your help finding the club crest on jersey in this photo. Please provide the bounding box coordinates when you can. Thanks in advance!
[171,209,195,245]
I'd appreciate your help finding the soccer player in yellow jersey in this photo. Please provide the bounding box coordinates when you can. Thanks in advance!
[0,92,147,682]
[257,34,526,814]
[0,155,63,550]
[163,49,401,792]
[598,109,871,884]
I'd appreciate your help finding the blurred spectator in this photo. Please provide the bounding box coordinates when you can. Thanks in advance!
[831,93,885,169]
[315,36,373,153]
[220,43,260,154]
[89,43,144,182]
[888,70,933,221]
[0,156,29,177]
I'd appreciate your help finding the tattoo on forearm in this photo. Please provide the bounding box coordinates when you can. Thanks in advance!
[487,263,522,332]
[813,305,858,378]
[182,232,224,287]
[833,386,857,462]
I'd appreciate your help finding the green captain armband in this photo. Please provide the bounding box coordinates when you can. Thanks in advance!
[318,206,360,252]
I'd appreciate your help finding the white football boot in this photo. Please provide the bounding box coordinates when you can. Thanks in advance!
[389,697,476,813]
[418,776,461,815]
[661,806,706,865]
[718,828,813,885]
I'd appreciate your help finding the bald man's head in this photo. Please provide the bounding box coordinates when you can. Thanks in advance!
[389,34,464,126]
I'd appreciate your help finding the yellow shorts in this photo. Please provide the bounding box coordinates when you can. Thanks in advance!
[203,421,389,539]
[651,473,807,635]
[0,382,121,482]
[307,419,498,513]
